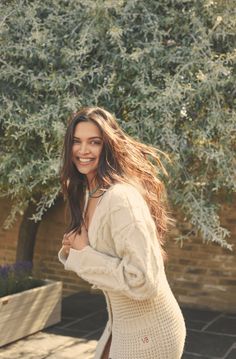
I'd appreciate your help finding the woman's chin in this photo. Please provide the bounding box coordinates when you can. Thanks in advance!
[77,166,97,178]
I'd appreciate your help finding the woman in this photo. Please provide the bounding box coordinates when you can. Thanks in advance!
[58,107,186,359]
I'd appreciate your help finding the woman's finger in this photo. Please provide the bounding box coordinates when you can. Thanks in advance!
[61,245,70,255]
[62,241,71,248]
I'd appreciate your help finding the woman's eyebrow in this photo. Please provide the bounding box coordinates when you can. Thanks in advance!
[73,136,102,140]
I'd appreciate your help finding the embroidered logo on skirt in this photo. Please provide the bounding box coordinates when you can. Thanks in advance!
[139,334,153,349]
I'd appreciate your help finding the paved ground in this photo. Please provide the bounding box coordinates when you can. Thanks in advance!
[0,291,235,358]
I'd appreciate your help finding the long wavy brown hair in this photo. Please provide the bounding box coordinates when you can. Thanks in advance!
[61,106,172,255]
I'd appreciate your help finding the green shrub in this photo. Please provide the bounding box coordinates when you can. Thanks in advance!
[0,0,235,249]
[0,261,44,297]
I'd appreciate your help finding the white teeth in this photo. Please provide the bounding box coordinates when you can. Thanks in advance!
[79,158,93,163]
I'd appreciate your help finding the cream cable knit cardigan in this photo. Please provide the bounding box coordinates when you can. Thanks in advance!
[58,183,186,359]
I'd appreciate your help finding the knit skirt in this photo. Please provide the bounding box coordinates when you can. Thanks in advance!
[97,287,186,359]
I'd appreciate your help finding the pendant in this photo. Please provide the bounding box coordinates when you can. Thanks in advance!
[88,185,100,197]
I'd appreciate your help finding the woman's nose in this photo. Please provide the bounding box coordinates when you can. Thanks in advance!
[79,142,90,154]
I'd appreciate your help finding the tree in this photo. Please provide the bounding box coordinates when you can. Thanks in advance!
[0,0,235,261]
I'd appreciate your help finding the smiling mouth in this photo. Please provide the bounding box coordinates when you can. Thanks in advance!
[76,157,95,164]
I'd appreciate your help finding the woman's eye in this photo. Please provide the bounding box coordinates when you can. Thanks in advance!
[72,139,102,145]
[90,140,102,145]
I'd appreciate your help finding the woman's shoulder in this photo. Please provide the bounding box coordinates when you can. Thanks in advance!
[106,181,146,208]
[103,182,155,226]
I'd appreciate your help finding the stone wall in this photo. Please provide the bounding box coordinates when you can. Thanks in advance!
[0,197,235,313]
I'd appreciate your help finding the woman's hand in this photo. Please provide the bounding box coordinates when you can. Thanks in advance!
[62,225,89,254]
[71,224,89,250]
[61,235,71,258]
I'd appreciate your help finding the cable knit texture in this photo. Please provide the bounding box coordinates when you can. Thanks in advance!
[58,183,186,359]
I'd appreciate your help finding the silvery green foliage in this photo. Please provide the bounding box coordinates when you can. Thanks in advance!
[0,0,235,248]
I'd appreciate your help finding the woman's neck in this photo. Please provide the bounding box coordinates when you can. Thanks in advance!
[86,176,99,193]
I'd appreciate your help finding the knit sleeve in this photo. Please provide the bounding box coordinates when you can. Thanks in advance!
[61,185,163,300]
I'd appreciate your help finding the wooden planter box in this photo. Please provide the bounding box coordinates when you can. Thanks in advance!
[0,279,62,347]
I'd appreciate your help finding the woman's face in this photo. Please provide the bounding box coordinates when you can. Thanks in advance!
[72,121,103,182]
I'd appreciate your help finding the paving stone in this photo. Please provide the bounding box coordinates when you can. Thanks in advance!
[53,317,76,328]
[224,313,236,319]
[185,329,236,357]
[0,332,77,359]
[225,348,236,359]
[62,291,106,318]
[84,328,104,341]
[68,309,107,332]
[184,319,206,330]
[206,316,236,336]
[0,332,97,359]
[182,307,220,323]
[182,353,211,359]
[44,326,88,338]
[44,320,105,340]
[44,338,97,359]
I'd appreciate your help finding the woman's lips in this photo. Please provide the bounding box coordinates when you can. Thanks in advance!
[76,157,95,166]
